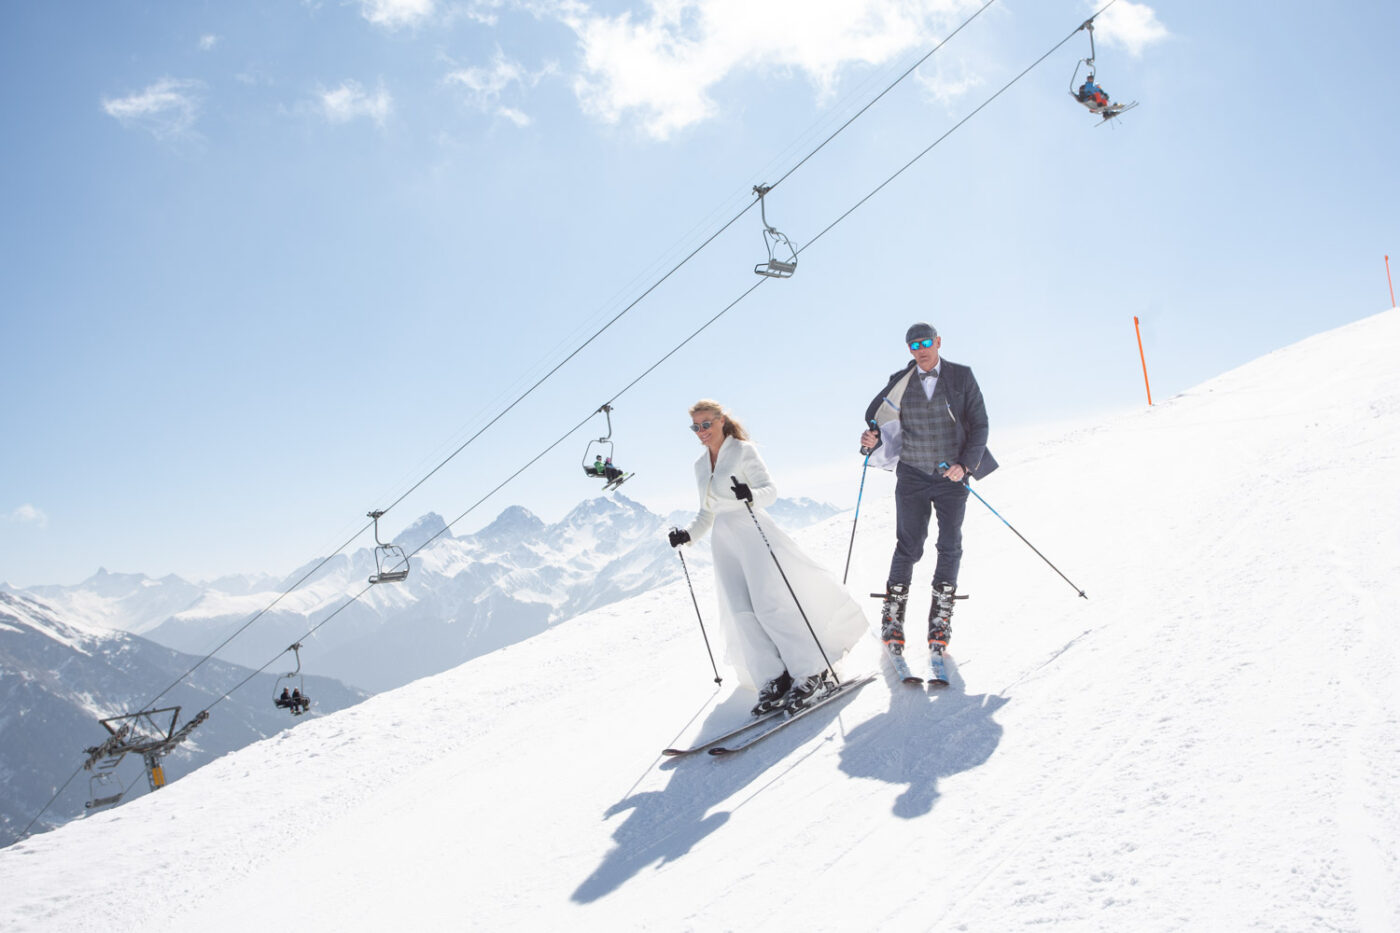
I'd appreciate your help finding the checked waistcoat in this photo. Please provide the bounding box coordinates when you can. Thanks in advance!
[899,374,960,474]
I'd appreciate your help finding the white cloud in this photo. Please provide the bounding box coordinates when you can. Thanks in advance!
[199,34,219,51]
[101,77,204,141]
[7,504,48,529]
[320,80,393,125]
[455,0,507,26]
[547,0,982,139]
[915,62,982,107]
[444,51,554,127]
[359,0,435,29]
[1093,1,1168,56]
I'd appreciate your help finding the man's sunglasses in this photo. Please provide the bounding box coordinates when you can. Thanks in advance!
[689,420,717,432]
[909,338,935,350]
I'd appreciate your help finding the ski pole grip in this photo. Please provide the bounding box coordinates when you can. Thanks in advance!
[938,460,970,486]
[859,420,879,456]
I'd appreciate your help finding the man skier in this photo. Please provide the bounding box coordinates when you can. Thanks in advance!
[859,322,996,675]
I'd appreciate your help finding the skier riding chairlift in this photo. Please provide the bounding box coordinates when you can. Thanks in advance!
[1068,18,1138,122]
[274,643,312,715]
[582,404,633,491]
[1076,74,1110,109]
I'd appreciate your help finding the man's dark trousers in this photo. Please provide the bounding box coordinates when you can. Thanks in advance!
[888,461,969,588]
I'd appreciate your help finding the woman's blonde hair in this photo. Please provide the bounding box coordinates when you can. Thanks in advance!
[689,399,749,441]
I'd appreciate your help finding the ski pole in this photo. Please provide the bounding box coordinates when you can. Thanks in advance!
[941,462,1088,599]
[732,476,839,683]
[675,545,722,684]
[842,421,878,585]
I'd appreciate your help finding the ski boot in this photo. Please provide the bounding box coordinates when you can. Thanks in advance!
[928,583,965,686]
[873,583,910,655]
[783,670,836,714]
[750,670,793,717]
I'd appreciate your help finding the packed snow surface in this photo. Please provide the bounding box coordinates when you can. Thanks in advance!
[3,309,1397,931]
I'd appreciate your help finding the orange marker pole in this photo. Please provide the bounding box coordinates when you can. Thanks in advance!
[1133,316,1153,406]
[1387,255,1396,308]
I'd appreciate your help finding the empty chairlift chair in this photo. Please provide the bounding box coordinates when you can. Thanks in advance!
[367,509,410,584]
[752,184,799,278]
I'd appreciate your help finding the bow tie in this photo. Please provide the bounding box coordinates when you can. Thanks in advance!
[920,368,939,379]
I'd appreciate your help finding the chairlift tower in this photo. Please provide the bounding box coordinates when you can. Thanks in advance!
[82,706,208,802]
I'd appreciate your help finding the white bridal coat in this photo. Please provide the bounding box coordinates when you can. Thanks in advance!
[684,437,870,688]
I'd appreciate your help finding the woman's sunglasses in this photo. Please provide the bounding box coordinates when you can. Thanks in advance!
[689,420,716,432]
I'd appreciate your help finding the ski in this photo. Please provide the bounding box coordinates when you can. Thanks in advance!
[662,709,784,757]
[603,472,635,491]
[708,673,878,756]
[927,651,949,687]
[885,645,924,685]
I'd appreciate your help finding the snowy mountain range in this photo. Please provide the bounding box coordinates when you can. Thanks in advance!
[3,309,1396,930]
[0,590,365,848]
[10,495,838,693]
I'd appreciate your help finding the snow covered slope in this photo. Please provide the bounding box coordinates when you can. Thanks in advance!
[0,591,365,847]
[2,309,1397,931]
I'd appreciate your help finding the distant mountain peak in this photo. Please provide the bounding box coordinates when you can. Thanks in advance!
[394,512,452,553]
[475,505,545,542]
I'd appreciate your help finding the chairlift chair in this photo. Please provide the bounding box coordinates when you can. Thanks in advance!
[752,185,798,278]
[1068,19,1138,122]
[582,404,633,489]
[582,404,615,478]
[367,509,409,584]
[273,642,311,715]
[85,768,124,811]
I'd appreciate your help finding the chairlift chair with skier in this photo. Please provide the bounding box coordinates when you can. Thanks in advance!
[752,185,798,278]
[582,404,633,491]
[273,642,311,715]
[367,509,409,584]
[1068,19,1139,122]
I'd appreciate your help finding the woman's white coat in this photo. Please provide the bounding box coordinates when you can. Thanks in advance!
[684,436,869,689]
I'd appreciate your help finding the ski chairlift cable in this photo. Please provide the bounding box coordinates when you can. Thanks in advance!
[367,509,409,584]
[273,641,311,715]
[752,185,798,279]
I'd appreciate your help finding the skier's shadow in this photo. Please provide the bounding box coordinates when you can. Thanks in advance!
[572,689,845,904]
[838,658,1008,818]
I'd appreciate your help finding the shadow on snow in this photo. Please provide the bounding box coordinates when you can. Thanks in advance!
[572,685,850,903]
[572,657,1007,902]
[839,656,1009,818]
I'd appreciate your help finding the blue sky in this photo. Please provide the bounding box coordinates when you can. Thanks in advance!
[3,0,1397,587]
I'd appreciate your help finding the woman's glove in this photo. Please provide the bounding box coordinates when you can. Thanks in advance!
[668,528,691,548]
[730,477,753,502]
